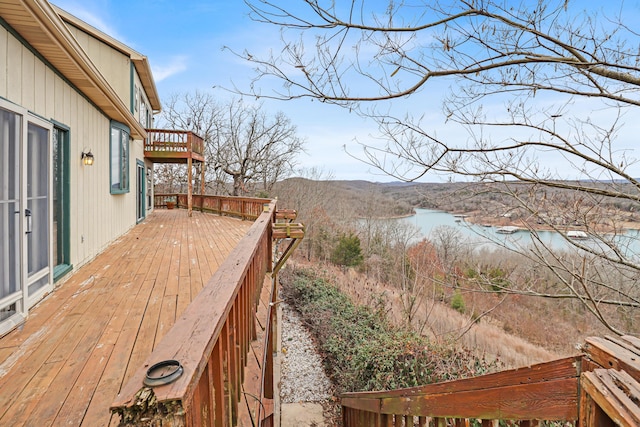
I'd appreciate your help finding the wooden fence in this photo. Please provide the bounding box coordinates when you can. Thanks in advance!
[155,193,271,220]
[111,200,276,426]
[341,335,640,427]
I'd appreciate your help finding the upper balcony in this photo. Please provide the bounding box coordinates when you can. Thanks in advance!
[144,129,205,164]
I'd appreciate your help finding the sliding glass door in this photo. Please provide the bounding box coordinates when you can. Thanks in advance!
[0,107,22,326]
[0,100,52,335]
[26,121,51,300]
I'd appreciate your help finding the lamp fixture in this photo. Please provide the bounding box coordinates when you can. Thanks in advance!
[81,150,94,166]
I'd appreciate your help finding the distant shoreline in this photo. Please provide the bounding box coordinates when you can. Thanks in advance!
[398,207,640,233]
[455,209,640,233]
[383,207,640,232]
[361,211,416,220]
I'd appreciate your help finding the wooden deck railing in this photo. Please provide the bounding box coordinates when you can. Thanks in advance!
[155,193,271,220]
[341,335,640,427]
[145,129,204,157]
[111,200,277,426]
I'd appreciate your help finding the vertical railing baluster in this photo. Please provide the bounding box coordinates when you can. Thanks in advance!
[221,321,232,427]
[211,340,225,427]
[228,306,238,425]
[239,286,246,385]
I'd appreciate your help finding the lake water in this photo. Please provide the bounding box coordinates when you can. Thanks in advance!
[400,208,640,256]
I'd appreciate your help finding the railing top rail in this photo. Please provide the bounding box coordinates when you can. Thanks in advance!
[156,193,272,204]
[200,195,272,203]
[341,356,581,401]
[112,200,277,410]
[341,335,640,426]
[341,356,582,421]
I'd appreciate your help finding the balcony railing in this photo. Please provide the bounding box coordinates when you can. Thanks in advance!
[144,129,205,163]
[111,197,278,426]
[341,335,640,427]
[154,193,271,220]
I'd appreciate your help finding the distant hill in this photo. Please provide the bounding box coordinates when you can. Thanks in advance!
[272,178,416,218]
[275,178,640,222]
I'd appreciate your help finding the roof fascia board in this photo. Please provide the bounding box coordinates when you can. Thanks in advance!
[17,0,146,139]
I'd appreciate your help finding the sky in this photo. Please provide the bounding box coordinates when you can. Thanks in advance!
[49,0,640,183]
[50,0,393,181]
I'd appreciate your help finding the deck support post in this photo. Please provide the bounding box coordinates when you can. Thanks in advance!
[201,161,206,208]
[187,156,193,217]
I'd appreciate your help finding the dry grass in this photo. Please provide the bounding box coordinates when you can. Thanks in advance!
[293,260,560,369]
[462,291,611,355]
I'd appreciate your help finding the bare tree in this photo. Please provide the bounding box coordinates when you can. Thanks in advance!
[159,92,305,196]
[213,100,305,196]
[273,167,340,261]
[430,225,469,286]
[153,164,186,193]
[157,91,223,192]
[235,0,640,333]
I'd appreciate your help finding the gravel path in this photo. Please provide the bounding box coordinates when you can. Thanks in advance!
[279,302,334,403]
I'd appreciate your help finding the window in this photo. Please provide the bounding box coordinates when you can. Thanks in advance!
[134,85,139,113]
[52,124,72,280]
[140,100,147,127]
[110,121,130,194]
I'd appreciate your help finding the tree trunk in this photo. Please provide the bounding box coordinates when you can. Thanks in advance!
[232,175,243,197]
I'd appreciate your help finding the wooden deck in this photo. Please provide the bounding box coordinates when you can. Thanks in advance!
[0,209,252,426]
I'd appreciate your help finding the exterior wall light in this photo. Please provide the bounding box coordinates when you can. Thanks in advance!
[81,150,94,166]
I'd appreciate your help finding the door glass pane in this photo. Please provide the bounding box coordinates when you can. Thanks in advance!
[27,122,49,296]
[53,127,68,267]
[147,169,152,210]
[27,124,48,199]
[27,197,49,275]
[28,275,48,297]
[137,163,144,221]
[53,128,59,264]
[0,108,21,301]
[0,303,17,322]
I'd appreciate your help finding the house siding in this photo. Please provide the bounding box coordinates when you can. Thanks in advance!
[0,22,143,271]
[66,23,132,111]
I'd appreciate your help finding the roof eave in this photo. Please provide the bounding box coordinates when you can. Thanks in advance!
[54,6,162,112]
[0,0,147,139]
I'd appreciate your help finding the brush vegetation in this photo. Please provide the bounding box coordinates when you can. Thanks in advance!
[280,267,498,393]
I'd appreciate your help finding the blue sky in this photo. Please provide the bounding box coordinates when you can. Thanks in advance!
[50,0,640,183]
[50,0,390,181]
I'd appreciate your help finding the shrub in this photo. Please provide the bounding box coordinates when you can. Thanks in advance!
[331,233,364,267]
[465,267,478,279]
[451,291,465,313]
[281,267,497,393]
[487,267,509,292]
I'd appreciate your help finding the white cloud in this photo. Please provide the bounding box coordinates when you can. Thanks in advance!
[51,1,129,44]
[152,56,189,82]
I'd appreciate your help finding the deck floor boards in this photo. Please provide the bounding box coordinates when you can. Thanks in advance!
[0,209,251,426]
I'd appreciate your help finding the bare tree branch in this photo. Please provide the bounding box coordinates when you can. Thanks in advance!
[158,92,305,196]
[236,0,640,333]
